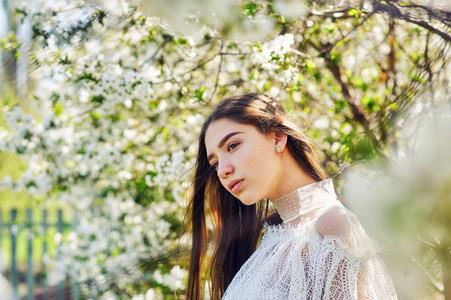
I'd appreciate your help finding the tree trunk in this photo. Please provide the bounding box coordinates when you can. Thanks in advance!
[0,0,18,94]
[444,253,451,300]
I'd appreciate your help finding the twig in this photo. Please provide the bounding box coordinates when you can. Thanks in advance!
[145,36,173,64]
[318,12,374,56]
[410,255,444,292]
[219,52,251,56]
[425,27,434,85]
[309,9,358,19]
[165,62,192,99]
[209,41,224,104]
[292,49,311,58]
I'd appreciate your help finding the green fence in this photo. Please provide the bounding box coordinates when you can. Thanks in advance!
[0,208,79,300]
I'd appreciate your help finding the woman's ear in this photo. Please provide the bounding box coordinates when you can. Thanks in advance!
[273,132,287,151]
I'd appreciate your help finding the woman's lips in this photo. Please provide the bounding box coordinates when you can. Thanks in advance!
[230,180,244,194]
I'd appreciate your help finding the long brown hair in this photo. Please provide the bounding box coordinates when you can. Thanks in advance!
[185,93,328,300]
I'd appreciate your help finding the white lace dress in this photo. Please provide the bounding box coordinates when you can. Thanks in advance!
[222,178,398,300]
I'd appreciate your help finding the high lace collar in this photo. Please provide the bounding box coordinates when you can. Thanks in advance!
[270,178,335,223]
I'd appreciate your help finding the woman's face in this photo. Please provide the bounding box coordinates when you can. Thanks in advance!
[205,118,284,205]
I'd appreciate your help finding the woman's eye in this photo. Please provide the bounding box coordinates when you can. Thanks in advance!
[227,143,239,152]
[212,162,218,170]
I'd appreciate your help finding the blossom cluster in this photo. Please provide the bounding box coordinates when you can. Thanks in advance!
[1,2,204,297]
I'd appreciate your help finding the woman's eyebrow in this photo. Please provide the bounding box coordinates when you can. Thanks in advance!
[207,131,243,162]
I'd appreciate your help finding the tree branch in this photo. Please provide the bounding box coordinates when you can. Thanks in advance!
[372,1,451,42]
[324,56,382,149]
[399,3,451,26]
[309,1,451,42]
[309,9,358,19]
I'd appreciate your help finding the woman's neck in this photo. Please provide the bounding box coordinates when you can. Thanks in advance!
[271,148,317,200]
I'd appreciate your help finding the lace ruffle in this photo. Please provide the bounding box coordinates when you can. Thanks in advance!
[223,225,397,299]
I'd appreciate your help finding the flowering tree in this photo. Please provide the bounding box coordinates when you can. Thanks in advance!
[0,0,450,298]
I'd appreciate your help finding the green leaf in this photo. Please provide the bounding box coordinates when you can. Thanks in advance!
[326,24,335,33]
[388,102,399,112]
[334,100,345,113]
[175,38,188,45]
[243,2,260,16]
[278,15,286,24]
[53,102,63,116]
[91,94,105,104]
[348,9,360,16]
[348,136,376,160]
[330,53,341,66]
[194,87,206,101]
[76,73,98,83]
[305,60,315,70]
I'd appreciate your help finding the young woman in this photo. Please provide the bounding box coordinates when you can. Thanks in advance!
[185,93,397,299]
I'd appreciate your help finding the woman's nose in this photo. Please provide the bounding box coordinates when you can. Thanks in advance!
[218,161,233,179]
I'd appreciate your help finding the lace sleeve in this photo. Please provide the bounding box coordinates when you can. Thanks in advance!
[312,206,398,299]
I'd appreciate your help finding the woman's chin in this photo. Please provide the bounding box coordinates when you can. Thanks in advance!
[238,196,261,206]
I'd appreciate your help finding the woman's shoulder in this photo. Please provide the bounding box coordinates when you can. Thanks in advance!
[314,204,375,253]
[314,205,357,237]
[262,203,377,251]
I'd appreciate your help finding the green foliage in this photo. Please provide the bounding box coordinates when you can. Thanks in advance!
[0,32,20,53]
[194,87,206,101]
[243,1,262,16]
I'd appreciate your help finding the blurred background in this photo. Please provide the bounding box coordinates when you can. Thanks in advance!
[0,0,450,299]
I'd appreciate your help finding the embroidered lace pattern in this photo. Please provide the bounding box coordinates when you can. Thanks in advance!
[222,178,398,300]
